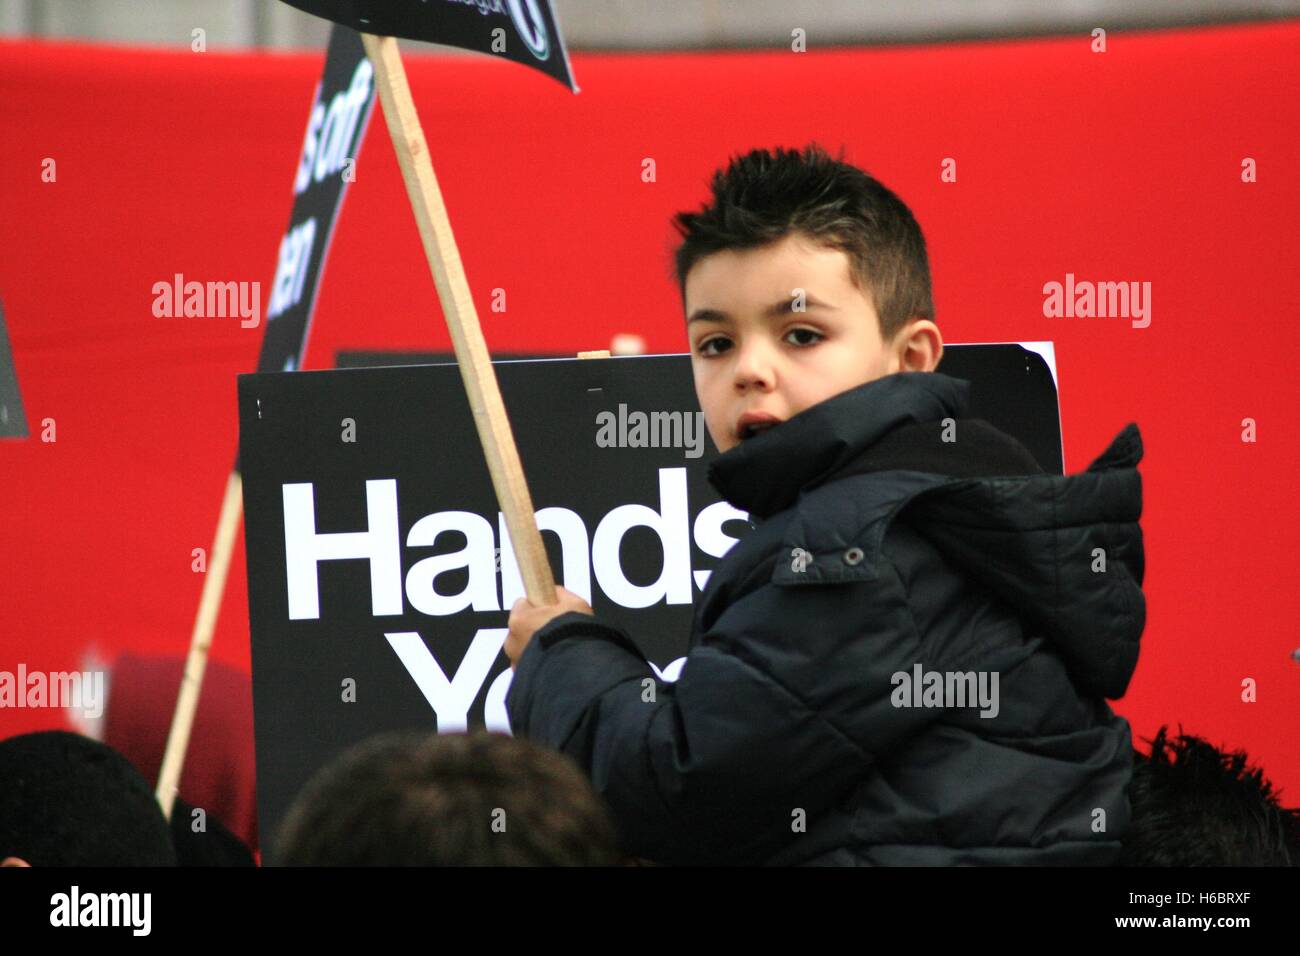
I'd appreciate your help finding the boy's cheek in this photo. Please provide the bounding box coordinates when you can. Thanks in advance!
[704,418,734,453]
[691,398,722,449]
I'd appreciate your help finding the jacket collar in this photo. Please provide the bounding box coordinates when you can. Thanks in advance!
[707,372,970,519]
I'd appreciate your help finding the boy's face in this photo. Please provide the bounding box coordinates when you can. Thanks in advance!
[685,232,941,454]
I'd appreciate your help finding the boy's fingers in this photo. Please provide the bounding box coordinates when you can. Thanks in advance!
[554,588,593,614]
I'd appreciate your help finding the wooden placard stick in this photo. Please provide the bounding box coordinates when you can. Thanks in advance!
[158,35,565,816]
[361,33,555,606]
[155,471,243,818]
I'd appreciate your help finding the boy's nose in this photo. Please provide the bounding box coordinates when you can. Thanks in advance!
[732,344,776,391]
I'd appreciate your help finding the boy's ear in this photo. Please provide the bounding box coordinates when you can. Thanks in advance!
[891,319,943,373]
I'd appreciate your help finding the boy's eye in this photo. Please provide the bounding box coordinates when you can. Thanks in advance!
[697,336,731,357]
[786,328,824,346]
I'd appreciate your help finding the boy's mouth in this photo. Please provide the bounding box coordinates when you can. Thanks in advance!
[737,412,782,440]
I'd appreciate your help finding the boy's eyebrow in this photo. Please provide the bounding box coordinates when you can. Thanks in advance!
[686,295,835,325]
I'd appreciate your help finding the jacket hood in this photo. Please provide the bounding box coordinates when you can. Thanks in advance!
[899,420,1145,699]
[708,372,1145,700]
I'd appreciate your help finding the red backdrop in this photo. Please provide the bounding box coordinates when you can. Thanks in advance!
[1,23,1297,801]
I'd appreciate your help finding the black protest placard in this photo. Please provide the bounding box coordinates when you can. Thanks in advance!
[280,0,578,91]
[0,299,28,438]
[256,25,376,376]
[236,347,1061,850]
[239,355,726,849]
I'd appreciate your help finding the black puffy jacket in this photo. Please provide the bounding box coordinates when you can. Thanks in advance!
[507,371,1145,865]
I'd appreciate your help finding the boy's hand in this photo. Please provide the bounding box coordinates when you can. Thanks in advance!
[506,586,594,668]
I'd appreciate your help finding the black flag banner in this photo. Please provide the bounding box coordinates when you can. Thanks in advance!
[256,25,376,375]
[280,0,578,91]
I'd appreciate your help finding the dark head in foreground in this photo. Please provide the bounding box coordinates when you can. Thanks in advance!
[1121,726,1300,866]
[0,730,176,866]
[275,731,621,866]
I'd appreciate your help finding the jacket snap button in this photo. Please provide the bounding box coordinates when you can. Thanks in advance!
[843,547,864,566]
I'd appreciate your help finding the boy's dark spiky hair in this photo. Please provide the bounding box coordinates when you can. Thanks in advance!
[671,143,934,343]
[1119,725,1300,866]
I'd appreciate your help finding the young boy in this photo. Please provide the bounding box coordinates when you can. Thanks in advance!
[505,144,1146,865]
